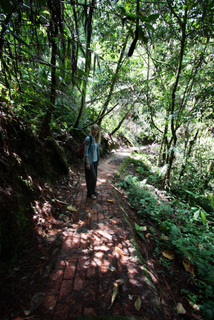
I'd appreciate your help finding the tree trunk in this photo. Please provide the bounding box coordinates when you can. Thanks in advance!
[39,0,59,138]
[179,129,199,180]
[163,4,188,186]
[110,85,145,136]
[73,0,95,129]
[97,35,129,127]
[110,103,131,136]
[157,115,169,166]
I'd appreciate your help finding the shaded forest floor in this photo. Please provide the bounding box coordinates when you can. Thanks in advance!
[1,146,203,320]
[0,106,203,320]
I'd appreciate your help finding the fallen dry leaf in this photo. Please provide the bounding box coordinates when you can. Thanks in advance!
[135,296,141,311]
[115,278,124,285]
[88,211,92,218]
[176,302,186,314]
[182,260,194,274]
[108,279,124,309]
[108,283,118,309]
[55,199,68,205]
[161,234,170,241]
[196,243,204,250]
[67,205,77,211]
[29,292,46,313]
[162,250,175,260]
[188,300,200,311]
[140,226,147,231]
[146,233,150,238]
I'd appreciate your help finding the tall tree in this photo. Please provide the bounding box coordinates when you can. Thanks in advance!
[40,0,62,137]
[73,0,95,129]
[136,0,214,185]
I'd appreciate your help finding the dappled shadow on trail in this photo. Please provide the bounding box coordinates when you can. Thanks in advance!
[35,148,163,319]
[40,224,162,319]
[0,148,199,320]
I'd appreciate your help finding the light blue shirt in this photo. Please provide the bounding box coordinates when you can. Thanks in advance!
[83,135,100,164]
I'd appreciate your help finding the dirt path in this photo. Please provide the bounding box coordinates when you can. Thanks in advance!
[35,148,164,320]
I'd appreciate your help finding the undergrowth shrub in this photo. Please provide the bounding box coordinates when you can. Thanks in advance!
[117,157,214,319]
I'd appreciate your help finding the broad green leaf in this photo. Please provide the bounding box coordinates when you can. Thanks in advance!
[193,209,200,220]
[135,223,145,239]
[42,10,50,15]
[203,308,214,320]
[138,27,148,44]
[201,209,207,224]
[207,193,214,209]
[135,223,147,231]
[211,196,214,209]
[147,14,159,22]
[126,13,135,21]
[185,190,203,199]
[137,12,148,22]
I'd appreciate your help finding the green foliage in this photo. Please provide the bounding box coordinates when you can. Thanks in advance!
[117,156,214,317]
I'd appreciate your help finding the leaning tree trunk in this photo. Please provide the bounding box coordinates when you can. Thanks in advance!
[97,35,129,127]
[110,85,145,136]
[110,103,132,136]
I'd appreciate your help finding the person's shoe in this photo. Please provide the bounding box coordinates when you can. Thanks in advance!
[94,191,100,195]
[87,194,96,199]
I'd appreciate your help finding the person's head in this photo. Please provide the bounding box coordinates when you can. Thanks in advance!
[91,124,101,144]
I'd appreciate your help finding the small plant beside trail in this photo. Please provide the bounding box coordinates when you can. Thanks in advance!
[116,152,214,320]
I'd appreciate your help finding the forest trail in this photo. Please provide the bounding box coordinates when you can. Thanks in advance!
[37,148,164,319]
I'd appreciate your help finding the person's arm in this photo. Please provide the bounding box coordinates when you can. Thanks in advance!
[84,136,91,169]
[85,156,90,169]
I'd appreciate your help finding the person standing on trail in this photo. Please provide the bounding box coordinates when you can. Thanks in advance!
[83,124,101,199]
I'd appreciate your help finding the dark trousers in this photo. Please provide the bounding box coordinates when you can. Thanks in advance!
[85,161,98,195]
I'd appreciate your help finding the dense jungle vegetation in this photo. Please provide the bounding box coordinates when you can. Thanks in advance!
[0,0,214,319]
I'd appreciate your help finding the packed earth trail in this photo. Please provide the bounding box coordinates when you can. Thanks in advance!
[35,148,164,320]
